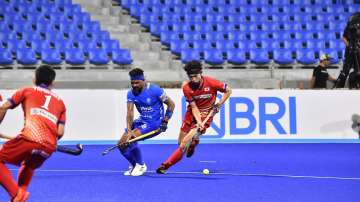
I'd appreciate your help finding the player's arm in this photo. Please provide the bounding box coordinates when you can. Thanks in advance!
[57,124,65,140]
[310,68,318,89]
[210,78,232,113]
[159,95,175,132]
[0,101,13,124]
[343,37,349,47]
[214,86,232,110]
[328,75,337,82]
[310,76,315,88]
[190,101,203,127]
[163,96,175,123]
[126,102,135,133]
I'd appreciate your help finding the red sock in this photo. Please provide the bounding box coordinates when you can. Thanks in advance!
[18,164,34,190]
[0,163,19,198]
[163,147,184,169]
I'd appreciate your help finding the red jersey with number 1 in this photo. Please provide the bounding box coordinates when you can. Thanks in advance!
[8,86,66,150]
[183,76,227,112]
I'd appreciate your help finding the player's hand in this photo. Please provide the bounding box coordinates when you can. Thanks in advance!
[212,103,221,114]
[196,122,204,130]
[160,120,168,132]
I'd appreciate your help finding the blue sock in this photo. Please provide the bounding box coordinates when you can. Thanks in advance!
[119,147,136,167]
[129,143,144,165]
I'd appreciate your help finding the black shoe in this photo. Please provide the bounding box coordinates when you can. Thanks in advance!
[156,164,167,174]
[186,138,199,158]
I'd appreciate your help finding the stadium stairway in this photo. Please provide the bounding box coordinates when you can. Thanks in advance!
[72,0,183,71]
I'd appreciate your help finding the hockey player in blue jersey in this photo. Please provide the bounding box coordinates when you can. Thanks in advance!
[118,68,175,176]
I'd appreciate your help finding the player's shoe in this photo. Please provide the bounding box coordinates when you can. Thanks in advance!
[123,165,133,176]
[186,138,199,158]
[11,187,29,202]
[156,163,168,174]
[130,163,147,176]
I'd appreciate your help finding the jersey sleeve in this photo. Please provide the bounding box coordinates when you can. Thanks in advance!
[208,77,228,93]
[182,85,194,103]
[343,23,350,39]
[127,90,135,103]
[8,88,27,109]
[58,105,66,125]
[312,68,319,77]
[151,84,168,102]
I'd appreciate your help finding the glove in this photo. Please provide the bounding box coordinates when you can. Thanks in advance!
[212,103,221,114]
[160,120,168,132]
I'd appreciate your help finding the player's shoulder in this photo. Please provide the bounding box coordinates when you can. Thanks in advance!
[203,75,223,86]
[148,83,165,94]
[182,81,190,90]
[148,83,162,90]
[19,86,34,92]
[127,89,134,97]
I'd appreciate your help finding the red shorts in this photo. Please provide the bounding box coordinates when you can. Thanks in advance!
[0,136,55,169]
[180,110,214,134]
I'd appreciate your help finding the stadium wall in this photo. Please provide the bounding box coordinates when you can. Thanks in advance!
[0,89,358,143]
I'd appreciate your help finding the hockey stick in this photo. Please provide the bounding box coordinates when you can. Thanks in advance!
[102,128,161,156]
[182,109,215,153]
[0,133,83,156]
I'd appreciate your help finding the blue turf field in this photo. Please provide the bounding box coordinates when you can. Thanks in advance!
[1,143,360,202]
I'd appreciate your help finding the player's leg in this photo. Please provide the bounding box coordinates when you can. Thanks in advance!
[18,145,52,190]
[156,130,190,174]
[118,131,137,175]
[186,114,213,157]
[127,122,161,176]
[0,162,19,198]
[0,137,30,201]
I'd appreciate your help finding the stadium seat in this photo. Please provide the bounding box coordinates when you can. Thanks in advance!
[226,50,247,64]
[89,49,110,65]
[64,48,86,65]
[249,49,270,64]
[181,50,201,63]
[16,49,38,65]
[204,49,224,65]
[102,39,121,55]
[0,50,13,65]
[296,50,317,64]
[41,49,62,65]
[273,49,294,65]
[112,49,133,65]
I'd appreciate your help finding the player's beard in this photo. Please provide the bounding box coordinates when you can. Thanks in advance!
[132,86,143,95]
[189,81,201,90]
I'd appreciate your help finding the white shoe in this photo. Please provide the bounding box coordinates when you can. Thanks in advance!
[123,165,133,176]
[130,163,147,176]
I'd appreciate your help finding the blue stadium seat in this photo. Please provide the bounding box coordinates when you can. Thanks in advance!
[41,49,62,65]
[249,49,270,64]
[0,50,13,65]
[16,49,38,65]
[273,49,294,65]
[226,49,247,64]
[328,40,346,52]
[89,48,110,65]
[296,50,317,64]
[112,49,133,65]
[181,50,201,63]
[102,39,121,54]
[193,40,211,52]
[78,40,97,55]
[64,48,86,65]
[204,49,224,65]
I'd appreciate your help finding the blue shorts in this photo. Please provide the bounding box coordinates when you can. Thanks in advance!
[125,119,161,141]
